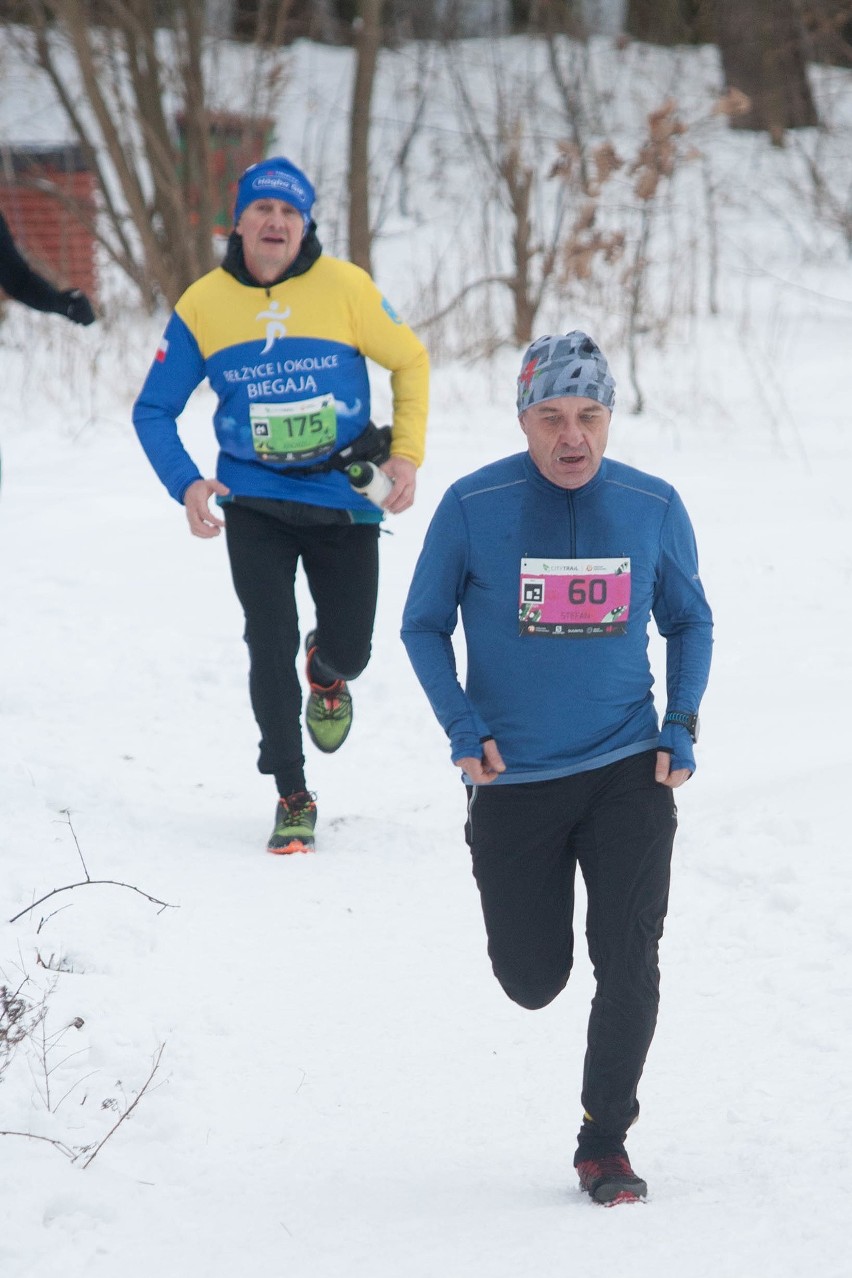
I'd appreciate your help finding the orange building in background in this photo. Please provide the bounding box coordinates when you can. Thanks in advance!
[0,145,98,304]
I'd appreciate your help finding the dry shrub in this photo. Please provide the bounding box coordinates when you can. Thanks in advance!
[713,87,753,119]
[630,100,688,200]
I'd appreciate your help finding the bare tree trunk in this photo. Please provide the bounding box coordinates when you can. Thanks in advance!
[716,0,819,141]
[55,0,175,296]
[348,0,382,272]
[22,6,154,301]
[503,147,534,345]
[625,203,651,413]
[10,0,284,307]
[178,0,215,278]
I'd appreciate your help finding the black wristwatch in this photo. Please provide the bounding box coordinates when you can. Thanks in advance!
[662,711,700,743]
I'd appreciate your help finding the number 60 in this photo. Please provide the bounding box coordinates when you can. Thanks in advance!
[568,577,607,605]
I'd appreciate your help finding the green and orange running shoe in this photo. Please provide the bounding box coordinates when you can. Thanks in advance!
[267,791,317,855]
[304,630,353,754]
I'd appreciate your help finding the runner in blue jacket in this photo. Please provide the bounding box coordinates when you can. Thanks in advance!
[402,331,712,1206]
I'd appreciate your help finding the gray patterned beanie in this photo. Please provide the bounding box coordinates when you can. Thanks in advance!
[517,331,616,414]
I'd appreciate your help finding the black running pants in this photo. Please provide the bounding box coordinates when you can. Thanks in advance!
[464,750,677,1146]
[224,501,380,795]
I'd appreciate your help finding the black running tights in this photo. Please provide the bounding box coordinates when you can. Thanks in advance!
[224,502,379,795]
[464,750,677,1148]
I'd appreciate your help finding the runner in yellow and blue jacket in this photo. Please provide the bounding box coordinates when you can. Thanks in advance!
[133,157,429,853]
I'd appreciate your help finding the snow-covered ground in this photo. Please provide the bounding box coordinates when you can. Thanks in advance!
[2,30,852,1278]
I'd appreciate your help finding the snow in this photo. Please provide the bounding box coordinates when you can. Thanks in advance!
[2,29,852,1278]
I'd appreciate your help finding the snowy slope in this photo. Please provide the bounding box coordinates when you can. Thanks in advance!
[2,31,852,1278]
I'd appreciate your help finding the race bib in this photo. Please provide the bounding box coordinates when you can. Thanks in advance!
[250,394,337,462]
[519,557,631,637]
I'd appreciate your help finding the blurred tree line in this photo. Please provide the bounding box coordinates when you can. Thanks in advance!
[0,0,847,312]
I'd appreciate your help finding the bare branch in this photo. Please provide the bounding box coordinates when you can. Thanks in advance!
[0,1130,76,1159]
[53,1068,99,1114]
[372,43,434,228]
[11,807,178,924]
[52,0,162,270]
[22,9,147,286]
[58,809,90,881]
[416,273,513,329]
[8,0,292,305]
[9,880,177,925]
[545,30,593,190]
[349,0,382,271]
[36,905,73,935]
[80,1043,166,1169]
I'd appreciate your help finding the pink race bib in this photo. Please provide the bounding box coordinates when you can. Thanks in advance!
[519,558,631,637]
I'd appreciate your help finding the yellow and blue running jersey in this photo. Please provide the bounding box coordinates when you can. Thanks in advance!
[133,248,429,512]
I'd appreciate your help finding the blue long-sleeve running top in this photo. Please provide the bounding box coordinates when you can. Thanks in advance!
[401,452,713,783]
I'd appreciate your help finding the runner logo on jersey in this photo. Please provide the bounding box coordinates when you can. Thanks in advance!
[256,301,291,354]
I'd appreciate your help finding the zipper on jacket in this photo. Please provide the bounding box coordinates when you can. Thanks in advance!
[522,489,577,559]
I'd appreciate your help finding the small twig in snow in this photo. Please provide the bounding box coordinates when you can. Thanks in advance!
[80,1043,166,1170]
[53,1069,99,1114]
[11,811,178,924]
[0,1130,76,1159]
[59,810,90,881]
[36,904,73,934]
[9,880,177,925]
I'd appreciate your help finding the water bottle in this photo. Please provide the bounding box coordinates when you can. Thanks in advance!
[346,461,394,507]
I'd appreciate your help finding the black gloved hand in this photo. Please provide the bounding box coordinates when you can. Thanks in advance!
[60,288,96,326]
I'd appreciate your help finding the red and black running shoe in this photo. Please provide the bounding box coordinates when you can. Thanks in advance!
[576,1153,648,1206]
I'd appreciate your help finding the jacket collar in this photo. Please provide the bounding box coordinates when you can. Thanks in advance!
[221,222,322,288]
